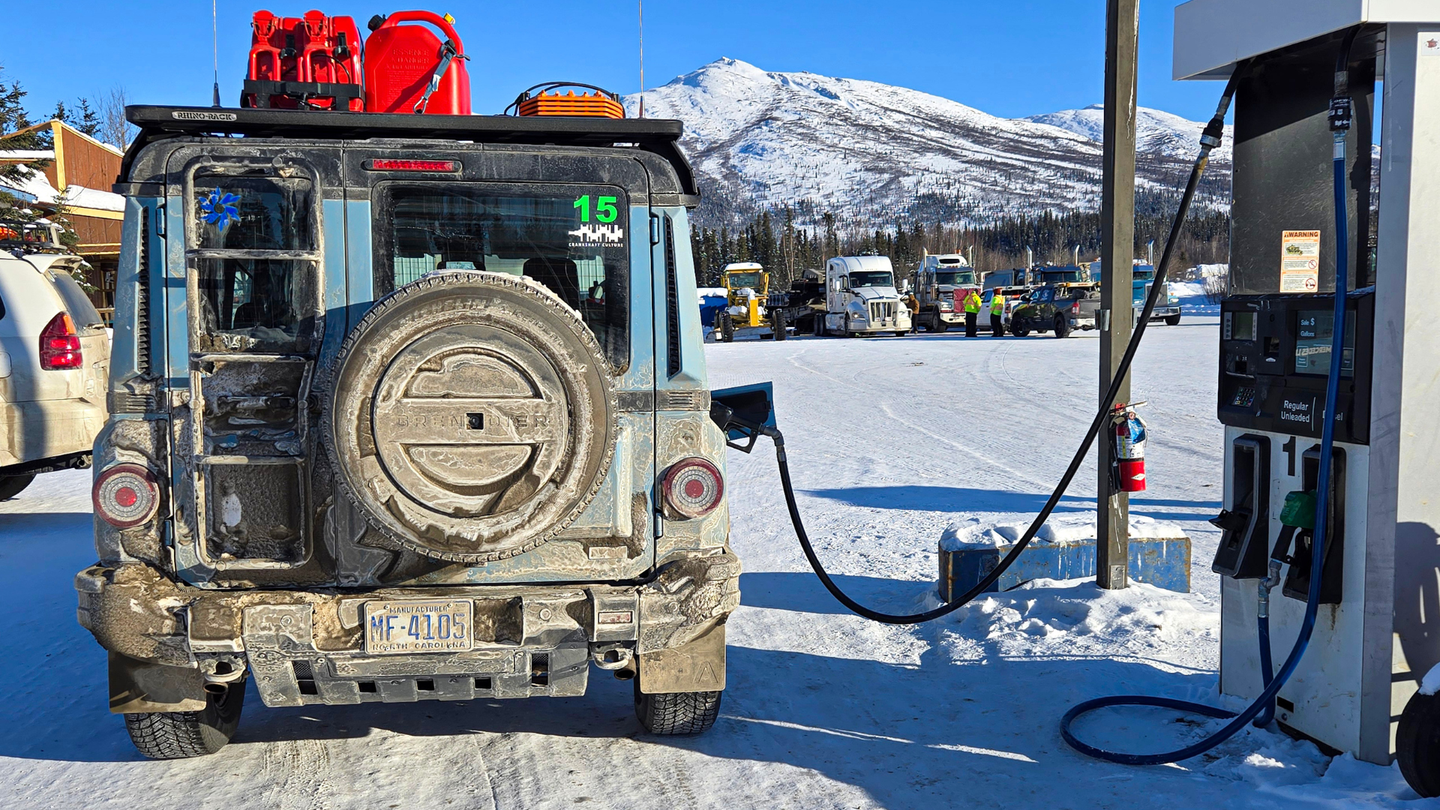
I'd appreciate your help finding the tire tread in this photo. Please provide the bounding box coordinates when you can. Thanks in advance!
[635,689,722,735]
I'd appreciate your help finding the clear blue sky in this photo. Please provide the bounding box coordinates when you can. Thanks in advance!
[2,1,1225,123]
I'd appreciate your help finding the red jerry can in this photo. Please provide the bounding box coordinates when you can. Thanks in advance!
[243,10,364,111]
[363,11,472,115]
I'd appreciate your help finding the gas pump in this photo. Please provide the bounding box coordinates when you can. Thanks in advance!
[1171,2,1440,772]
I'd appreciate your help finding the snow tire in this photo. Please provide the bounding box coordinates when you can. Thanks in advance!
[1053,315,1072,339]
[634,683,722,736]
[1398,690,1440,797]
[1165,313,1182,326]
[124,684,245,760]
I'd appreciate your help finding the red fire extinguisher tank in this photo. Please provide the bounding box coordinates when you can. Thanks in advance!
[363,11,471,114]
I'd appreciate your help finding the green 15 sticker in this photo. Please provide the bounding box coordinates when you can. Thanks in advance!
[574,194,619,223]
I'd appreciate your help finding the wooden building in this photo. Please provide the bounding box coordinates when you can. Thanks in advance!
[0,120,125,318]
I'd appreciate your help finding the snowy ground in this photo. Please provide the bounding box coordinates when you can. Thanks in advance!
[0,308,1431,809]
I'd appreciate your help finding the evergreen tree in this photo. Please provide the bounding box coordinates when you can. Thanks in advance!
[0,67,49,222]
[74,98,101,137]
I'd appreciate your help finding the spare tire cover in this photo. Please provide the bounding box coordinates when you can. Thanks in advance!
[327,272,616,563]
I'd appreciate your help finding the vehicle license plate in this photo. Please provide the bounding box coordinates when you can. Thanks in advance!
[363,599,474,654]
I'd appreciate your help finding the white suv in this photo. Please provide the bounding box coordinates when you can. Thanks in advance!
[0,246,110,499]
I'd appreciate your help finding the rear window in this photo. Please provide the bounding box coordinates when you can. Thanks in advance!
[49,268,105,330]
[374,183,630,369]
[190,171,320,354]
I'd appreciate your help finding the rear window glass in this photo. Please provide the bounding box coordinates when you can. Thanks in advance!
[50,268,104,329]
[374,183,630,369]
[194,175,314,251]
[195,258,316,353]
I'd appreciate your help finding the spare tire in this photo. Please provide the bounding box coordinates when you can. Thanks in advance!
[327,272,616,564]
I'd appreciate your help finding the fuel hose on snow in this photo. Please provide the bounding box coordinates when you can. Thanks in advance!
[717,38,1358,765]
[717,71,1241,625]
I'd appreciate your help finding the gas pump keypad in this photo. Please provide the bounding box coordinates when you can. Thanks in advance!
[1218,295,1373,445]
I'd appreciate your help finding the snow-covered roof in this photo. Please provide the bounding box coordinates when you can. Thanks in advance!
[0,163,124,213]
[0,150,54,161]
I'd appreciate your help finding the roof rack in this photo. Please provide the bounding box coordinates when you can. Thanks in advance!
[122,106,697,195]
[0,220,67,254]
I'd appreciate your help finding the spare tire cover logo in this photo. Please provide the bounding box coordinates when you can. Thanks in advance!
[372,333,568,518]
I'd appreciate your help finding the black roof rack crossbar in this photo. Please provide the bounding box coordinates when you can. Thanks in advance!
[121,106,697,198]
[126,105,683,145]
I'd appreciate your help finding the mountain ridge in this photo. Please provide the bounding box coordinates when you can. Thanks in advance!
[624,58,1232,228]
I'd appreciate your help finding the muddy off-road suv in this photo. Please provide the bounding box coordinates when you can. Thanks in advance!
[76,106,740,759]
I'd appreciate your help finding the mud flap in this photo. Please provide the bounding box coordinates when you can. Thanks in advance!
[637,621,725,694]
[109,651,208,714]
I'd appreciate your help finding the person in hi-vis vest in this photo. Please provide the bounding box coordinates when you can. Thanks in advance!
[962,289,983,337]
[990,291,1006,338]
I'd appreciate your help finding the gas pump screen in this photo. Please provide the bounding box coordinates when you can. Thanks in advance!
[1295,311,1355,378]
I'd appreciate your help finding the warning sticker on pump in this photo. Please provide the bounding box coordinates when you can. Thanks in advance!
[1280,230,1321,293]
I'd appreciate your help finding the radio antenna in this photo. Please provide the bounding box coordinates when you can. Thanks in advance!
[211,0,222,107]
[637,0,645,118]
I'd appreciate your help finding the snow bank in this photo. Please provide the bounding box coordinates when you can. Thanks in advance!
[940,511,1187,551]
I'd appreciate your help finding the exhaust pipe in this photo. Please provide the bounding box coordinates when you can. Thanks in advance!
[199,656,246,686]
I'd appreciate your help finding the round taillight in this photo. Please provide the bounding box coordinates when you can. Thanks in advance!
[662,458,724,519]
[93,464,160,528]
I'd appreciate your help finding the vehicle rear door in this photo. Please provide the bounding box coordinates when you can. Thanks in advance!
[344,145,657,585]
[166,147,332,582]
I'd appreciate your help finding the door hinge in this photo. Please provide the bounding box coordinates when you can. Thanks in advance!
[649,213,662,247]
[653,511,665,538]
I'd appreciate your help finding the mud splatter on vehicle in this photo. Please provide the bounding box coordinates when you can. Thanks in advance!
[79,104,738,758]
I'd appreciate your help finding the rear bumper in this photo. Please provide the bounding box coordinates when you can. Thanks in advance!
[1139,305,1181,319]
[0,397,105,469]
[76,551,740,710]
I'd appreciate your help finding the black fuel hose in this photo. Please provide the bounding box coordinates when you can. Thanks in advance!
[761,73,1240,625]
[1058,26,1361,764]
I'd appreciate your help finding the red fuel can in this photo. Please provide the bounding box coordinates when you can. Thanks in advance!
[363,11,471,115]
[244,10,363,110]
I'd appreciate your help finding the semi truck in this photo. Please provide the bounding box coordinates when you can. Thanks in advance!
[816,256,911,337]
[911,253,981,333]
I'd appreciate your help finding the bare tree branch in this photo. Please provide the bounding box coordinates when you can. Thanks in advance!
[98,87,135,150]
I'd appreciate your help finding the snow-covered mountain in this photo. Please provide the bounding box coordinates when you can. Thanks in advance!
[625,59,1232,227]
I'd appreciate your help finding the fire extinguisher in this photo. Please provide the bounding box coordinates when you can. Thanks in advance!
[1112,403,1148,493]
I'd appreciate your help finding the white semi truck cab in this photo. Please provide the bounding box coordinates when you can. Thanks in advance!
[819,256,911,337]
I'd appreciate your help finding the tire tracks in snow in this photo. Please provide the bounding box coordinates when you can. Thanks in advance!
[262,738,333,810]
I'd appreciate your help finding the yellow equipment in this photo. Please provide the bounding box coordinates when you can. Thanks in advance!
[714,262,776,342]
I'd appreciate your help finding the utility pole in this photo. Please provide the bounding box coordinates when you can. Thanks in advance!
[1098,0,1138,590]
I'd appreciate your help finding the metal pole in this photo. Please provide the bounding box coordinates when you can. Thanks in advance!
[1098,0,1138,590]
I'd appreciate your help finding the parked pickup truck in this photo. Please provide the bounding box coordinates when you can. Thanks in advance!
[1009,283,1101,338]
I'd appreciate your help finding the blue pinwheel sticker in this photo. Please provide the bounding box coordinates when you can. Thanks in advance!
[199,188,240,229]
